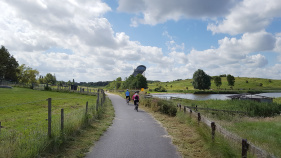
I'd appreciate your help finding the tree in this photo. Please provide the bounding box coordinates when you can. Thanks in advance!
[192,69,211,90]
[44,73,56,85]
[17,64,39,84]
[213,76,222,89]
[0,46,19,82]
[136,74,148,89]
[116,77,122,89]
[226,74,235,87]
[122,74,148,89]
[38,75,44,84]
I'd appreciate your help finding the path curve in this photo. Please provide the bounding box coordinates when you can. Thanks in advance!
[85,93,181,158]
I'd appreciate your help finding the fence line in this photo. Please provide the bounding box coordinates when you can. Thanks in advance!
[177,104,275,158]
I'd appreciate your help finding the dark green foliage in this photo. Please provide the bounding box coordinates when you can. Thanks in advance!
[121,74,148,89]
[213,76,222,88]
[44,73,57,85]
[154,86,167,92]
[0,46,19,82]
[192,69,211,90]
[226,74,235,86]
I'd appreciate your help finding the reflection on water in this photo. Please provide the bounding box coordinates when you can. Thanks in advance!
[151,93,281,100]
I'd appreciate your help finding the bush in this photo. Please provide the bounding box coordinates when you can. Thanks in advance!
[154,86,167,92]
[142,98,177,116]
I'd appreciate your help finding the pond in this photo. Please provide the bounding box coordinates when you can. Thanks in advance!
[151,93,281,100]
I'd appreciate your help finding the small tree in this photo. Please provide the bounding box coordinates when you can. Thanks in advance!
[44,73,56,85]
[213,76,222,89]
[17,64,39,84]
[227,74,235,87]
[116,77,122,89]
[192,69,211,90]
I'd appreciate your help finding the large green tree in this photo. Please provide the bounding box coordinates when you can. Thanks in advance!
[17,64,39,84]
[213,76,222,89]
[0,46,19,82]
[192,69,211,90]
[121,74,148,89]
[44,73,56,85]
[227,74,235,87]
[136,74,148,89]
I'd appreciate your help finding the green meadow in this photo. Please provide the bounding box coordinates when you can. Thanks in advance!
[0,87,98,157]
[147,77,281,93]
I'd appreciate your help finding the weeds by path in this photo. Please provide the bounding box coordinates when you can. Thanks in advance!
[140,104,241,158]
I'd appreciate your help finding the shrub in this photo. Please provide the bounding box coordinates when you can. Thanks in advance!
[154,86,167,92]
[142,98,177,116]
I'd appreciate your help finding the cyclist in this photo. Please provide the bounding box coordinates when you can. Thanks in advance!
[125,89,130,102]
[132,91,139,111]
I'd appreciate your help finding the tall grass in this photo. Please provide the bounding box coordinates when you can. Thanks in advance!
[0,87,104,158]
[172,98,281,157]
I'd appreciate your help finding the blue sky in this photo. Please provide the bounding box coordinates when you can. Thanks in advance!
[1,0,281,82]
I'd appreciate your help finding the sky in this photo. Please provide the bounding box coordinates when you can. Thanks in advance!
[1,0,281,82]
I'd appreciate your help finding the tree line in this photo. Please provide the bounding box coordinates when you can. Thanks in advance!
[106,74,148,90]
[192,69,235,90]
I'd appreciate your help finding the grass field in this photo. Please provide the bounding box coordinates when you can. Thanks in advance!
[147,77,281,92]
[173,98,281,157]
[0,87,99,157]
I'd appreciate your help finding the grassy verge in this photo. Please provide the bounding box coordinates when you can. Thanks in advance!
[39,98,115,158]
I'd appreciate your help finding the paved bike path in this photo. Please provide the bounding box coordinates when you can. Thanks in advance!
[85,93,181,158]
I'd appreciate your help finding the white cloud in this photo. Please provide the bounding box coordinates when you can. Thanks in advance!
[207,0,281,35]
[118,0,236,26]
[1,0,281,82]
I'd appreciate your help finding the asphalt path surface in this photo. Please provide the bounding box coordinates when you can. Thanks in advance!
[85,93,181,158]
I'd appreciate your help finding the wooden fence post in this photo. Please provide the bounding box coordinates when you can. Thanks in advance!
[86,101,88,114]
[195,105,198,111]
[96,97,99,111]
[61,109,64,132]
[211,122,216,141]
[198,113,201,124]
[47,98,52,138]
[0,122,1,134]
[184,106,186,113]
[242,139,249,158]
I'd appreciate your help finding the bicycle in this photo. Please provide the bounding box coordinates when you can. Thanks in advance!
[135,101,139,112]
[126,98,129,105]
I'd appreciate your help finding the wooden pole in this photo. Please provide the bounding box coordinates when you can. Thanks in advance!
[242,139,249,158]
[198,113,201,124]
[0,122,1,134]
[47,98,52,138]
[61,109,64,132]
[86,101,88,114]
[211,122,216,141]
[184,106,186,113]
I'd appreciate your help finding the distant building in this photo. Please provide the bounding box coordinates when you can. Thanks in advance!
[227,93,273,103]
[132,65,146,77]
